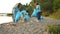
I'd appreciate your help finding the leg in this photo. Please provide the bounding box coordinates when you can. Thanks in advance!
[37,12,41,20]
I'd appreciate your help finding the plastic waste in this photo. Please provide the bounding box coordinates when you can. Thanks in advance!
[24,15,30,21]
[40,15,43,20]
[14,11,22,23]
[31,9,37,17]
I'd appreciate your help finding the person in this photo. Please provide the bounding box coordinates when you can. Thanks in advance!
[19,10,26,23]
[21,10,30,21]
[24,10,30,21]
[14,11,22,23]
[34,2,41,20]
[13,3,21,18]
[13,3,22,25]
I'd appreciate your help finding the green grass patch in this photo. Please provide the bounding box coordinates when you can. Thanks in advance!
[46,24,60,34]
[49,9,60,19]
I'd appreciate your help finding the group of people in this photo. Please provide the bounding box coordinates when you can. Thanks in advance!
[13,2,43,25]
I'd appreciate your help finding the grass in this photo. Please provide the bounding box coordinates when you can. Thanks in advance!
[46,24,60,34]
[49,9,60,19]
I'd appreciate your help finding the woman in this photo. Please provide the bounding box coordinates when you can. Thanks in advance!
[13,3,22,25]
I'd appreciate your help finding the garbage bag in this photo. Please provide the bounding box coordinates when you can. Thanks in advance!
[24,15,30,21]
[40,15,43,20]
[14,11,22,23]
[31,9,37,17]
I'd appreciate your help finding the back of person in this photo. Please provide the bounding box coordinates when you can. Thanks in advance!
[13,3,22,24]
[35,2,41,20]
[21,10,28,15]
[24,14,30,21]
[21,10,30,21]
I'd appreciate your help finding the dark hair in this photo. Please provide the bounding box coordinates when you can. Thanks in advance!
[36,2,39,5]
[34,2,39,5]
[18,3,21,8]
[26,10,29,13]
[18,3,22,11]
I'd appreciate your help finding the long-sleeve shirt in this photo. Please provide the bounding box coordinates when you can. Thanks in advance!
[13,6,19,18]
[36,5,41,13]
[13,6,21,23]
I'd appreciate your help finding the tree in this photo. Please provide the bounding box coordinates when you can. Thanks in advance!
[53,0,60,11]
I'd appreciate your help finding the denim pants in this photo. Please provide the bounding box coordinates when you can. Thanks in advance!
[37,12,41,20]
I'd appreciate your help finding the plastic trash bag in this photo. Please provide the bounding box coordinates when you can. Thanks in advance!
[14,11,22,23]
[31,9,37,17]
[36,5,41,12]
[40,15,43,20]
[24,15,30,21]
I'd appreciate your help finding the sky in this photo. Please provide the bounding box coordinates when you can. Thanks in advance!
[0,0,31,13]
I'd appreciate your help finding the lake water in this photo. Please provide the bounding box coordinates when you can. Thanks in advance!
[0,16,13,24]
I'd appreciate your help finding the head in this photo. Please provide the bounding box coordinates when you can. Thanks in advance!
[34,2,39,6]
[18,3,22,11]
[18,3,21,8]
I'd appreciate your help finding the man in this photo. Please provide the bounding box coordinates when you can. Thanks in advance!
[35,2,41,20]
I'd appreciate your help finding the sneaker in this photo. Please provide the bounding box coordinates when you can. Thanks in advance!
[36,19,39,22]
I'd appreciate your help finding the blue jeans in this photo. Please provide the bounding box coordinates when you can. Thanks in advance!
[37,12,41,20]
